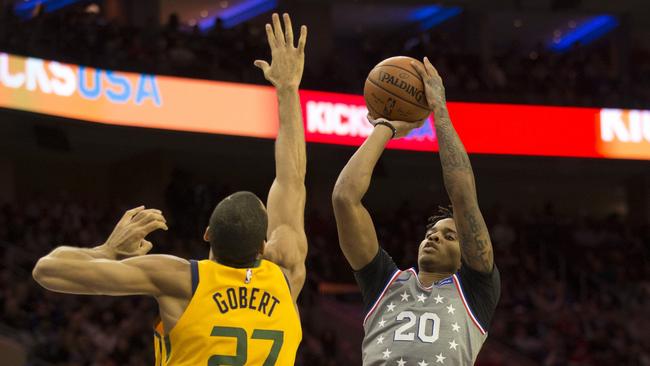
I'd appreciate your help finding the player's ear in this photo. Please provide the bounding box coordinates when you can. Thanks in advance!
[203,227,210,242]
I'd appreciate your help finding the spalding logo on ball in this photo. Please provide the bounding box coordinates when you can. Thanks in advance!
[364,56,431,123]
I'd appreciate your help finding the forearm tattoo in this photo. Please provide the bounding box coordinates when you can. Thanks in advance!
[460,210,493,272]
[435,107,493,272]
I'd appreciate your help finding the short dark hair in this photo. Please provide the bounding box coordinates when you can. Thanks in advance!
[426,205,454,230]
[208,191,267,267]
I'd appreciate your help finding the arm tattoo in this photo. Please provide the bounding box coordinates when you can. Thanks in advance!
[435,107,494,272]
[458,210,493,273]
[435,114,471,173]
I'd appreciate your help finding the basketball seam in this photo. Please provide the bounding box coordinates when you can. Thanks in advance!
[365,77,430,112]
[375,64,430,109]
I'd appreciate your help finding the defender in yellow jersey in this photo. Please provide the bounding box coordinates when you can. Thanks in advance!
[166,260,301,365]
[33,13,309,366]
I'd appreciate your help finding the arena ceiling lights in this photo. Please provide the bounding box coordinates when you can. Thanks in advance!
[409,5,462,31]
[549,15,619,52]
[198,0,277,30]
[13,0,81,19]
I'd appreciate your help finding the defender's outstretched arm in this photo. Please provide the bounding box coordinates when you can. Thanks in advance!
[255,13,308,301]
[32,207,188,298]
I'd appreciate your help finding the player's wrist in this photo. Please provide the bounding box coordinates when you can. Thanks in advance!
[433,103,447,110]
[432,104,449,120]
[373,120,397,139]
[276,84,300,94]
[94,244,118,260]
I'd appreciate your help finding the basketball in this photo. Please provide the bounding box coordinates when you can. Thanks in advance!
[364,56,431,122]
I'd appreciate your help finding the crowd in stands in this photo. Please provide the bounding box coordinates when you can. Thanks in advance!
[1,3,649,365]
[1,4,650,108]
[1,180,648,365]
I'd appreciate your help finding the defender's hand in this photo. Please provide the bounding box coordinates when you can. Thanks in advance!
[103,206,167,257]
[254,13,307,89]
[368,115,425,139]
[411,57,447,111]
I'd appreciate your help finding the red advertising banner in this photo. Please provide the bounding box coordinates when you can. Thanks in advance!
[300,91,650,160]
[1,52,649,160]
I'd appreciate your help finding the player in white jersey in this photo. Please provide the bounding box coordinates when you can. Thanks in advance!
[332,58,500,365]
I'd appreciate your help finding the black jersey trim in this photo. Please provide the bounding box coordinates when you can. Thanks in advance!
[362,269,401,326]
[452,274,488,334]
[190,260,199,296]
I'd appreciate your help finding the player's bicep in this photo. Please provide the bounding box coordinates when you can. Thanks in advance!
[266,179,306,237]
[265,225,307,301]
[33,257,159,296]
[332,199,379,271]
[453,199,494,273]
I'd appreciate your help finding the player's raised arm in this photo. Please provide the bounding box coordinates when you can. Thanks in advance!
[412,57,494,273]
[332,118,422,270]
[254,13,308,301]
[32,207,190,298]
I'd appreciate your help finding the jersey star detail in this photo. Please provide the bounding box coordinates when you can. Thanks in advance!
[401,291,411,302]
[361,269,489,365]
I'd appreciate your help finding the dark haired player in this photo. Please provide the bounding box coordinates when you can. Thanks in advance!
[332,57,500,365]
[33,13,308,365]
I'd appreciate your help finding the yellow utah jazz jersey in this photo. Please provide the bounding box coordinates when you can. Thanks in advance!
[153,319,168,366]
[153,318,169,366]
[165,259,302,366]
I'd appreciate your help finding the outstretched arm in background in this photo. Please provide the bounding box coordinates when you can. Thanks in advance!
[42,206,164,260]
[413,57,494,273]
[332,118,422,270]
[254,13,308,302]
[32,207,189,299]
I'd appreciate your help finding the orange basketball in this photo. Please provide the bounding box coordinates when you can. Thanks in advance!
[364,56,431,122]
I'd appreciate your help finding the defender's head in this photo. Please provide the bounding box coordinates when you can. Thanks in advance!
[204,191,268,267]
[418,206,461,274]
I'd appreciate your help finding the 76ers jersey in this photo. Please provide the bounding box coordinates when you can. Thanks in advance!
[164,259,302,366]
[357,249,500,366]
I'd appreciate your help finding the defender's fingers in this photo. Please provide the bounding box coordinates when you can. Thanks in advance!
[131,209,148,223]
[137,240,153,255]
[253,60,270,72]
[264,23,276,48]
[131,209,163,223]
[297,25,307,53]
[122,206,145,222]
[142,220,168,234]
[272,13,285,46]
[283,13,294,46]
[135,212,166,226]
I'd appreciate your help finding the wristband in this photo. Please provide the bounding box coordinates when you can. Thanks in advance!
[374,120,397,139]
